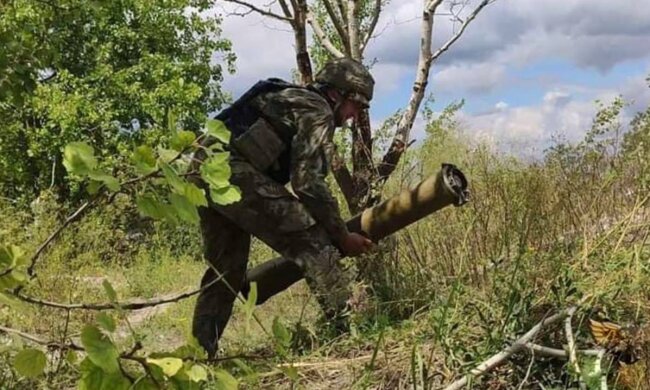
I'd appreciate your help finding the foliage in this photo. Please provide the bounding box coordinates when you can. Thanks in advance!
[0,0,235,201]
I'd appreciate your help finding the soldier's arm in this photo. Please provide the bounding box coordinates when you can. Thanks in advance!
[290,96,350,244]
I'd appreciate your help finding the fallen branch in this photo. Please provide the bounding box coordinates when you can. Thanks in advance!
[444,308,572,390]
[525,343,601,359]
[564,306,586,390]
[10,271,225,311]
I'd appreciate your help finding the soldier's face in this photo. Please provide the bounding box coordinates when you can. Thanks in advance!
[335,99,363,127]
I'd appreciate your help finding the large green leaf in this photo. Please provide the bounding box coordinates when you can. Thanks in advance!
[132,145,157,175]
[213,368,239,390]
[80,325,120,374]
[136,194,166,220]
[102,279,118,303]
[161,161,186,194]
[209,185,241,205]
[187,363,208,382]
[88,170,120,192]
[171,130,197,151]
[199,152,231,190]
[272,317,292,349]
[183,182,208,207]
[206,119,230,144]
[146,357,184,377]
[97,313,116,332]
[79,358,131,390]
[63,142,97,176]
[13,348,47,378]
[170,193,199,224]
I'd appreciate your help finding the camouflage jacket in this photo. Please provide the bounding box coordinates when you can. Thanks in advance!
[250,87,349,242]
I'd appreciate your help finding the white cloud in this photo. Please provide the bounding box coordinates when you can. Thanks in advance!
[432,62,506,94]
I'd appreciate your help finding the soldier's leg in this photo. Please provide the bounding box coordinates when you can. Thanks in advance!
[211,160,353,323]
[192,206,250,358]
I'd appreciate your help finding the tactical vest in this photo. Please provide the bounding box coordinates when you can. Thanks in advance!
[214,78,313,184]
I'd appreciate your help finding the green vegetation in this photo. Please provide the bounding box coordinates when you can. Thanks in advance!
[1,1,649,389]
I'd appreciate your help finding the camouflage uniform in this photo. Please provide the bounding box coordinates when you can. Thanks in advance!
[191,59,374,358]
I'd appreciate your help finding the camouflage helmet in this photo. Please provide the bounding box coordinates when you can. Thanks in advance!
[315,58,375,108]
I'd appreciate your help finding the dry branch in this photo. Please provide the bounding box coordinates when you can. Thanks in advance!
[444,308,572,390]
[10,271,226,311]
[564,306,587,390]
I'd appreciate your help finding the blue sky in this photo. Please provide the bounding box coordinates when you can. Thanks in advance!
[213,0,650,158]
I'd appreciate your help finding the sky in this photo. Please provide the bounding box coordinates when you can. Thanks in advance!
[210,0,650,159]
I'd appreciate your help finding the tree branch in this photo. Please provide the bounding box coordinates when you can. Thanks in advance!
[278,0,293,19]
[378,0,492,182]
[10,271,226,311]
[347,0,361,60]
[323,142,355,205]
[322,0,351,55]
[306,10,346,58]
[361,0,382,52]
[222,0,293,22]
[429,0,491,64]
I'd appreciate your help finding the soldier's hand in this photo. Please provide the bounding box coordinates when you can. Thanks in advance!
[340,232,374,257]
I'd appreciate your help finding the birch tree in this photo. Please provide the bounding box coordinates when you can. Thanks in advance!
[221,0,495,213]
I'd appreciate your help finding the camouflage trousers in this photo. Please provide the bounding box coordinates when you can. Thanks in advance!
[192,157,352,358]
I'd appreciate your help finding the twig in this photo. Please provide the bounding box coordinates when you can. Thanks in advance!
[222,0,293,22]
[564,306,586,390]
[0,325,83,351]
[596,349,608,390]
[524,343,601,359]
[444,308,574,390]
[26,198,98,277]
[10,272,226,311]
[23,140,202,281]
[0,325,265,365]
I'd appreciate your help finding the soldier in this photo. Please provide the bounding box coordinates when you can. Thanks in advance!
[191,58,376,358]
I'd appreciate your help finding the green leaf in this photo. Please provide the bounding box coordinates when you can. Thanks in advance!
[97,313,116,332]
[199,152,231,189]
[183,182,208,207]
[88,170,120,192]
[279,365,298,381]
[170,193,199,224]
[132,145,157,175]
[79,358,131,390]
[13,348,46,378]
[213,368,239,390]
[63,142,97,176]
[157,147,179,164]
[102,279,118,303]
[132,377,159,390]
[209,185,241,206]
[81,325,120,373]
[186,363,208,382]
[243,282,257,322]
[171,130,197,151]
[161,161,186,194]
[136,194,166,220]
[146,357,184,377]
[272,317,291,349]
[87,180,103,195]
[66,350,78,365]
[206,119,230,144]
